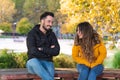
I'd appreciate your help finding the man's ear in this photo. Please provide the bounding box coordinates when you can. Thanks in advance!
[41,19,45,24]
[41,20,43,24]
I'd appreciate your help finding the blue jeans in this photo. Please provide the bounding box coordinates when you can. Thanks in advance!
[77,64,104,80]
[26,58,54,80]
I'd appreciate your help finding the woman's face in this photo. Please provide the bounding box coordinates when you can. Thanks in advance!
[77,28,83,39]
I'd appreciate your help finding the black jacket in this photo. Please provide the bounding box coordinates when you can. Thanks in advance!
[26,24,60,61]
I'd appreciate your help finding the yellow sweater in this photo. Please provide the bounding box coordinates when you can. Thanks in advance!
[72,42,107,68]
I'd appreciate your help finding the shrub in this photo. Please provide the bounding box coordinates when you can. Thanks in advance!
[53,54,76,68]
[16,17,33,35]
[14,52,28,68]
[0,49,17,68]
[0,22,12,32]
[0,49,76,68]
[112,50,120,69]
[0,49,28,68]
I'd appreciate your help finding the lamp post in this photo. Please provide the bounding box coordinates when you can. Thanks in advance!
[12,22,16,38]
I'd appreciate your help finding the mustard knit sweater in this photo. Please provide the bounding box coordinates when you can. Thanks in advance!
[72,42,107,68]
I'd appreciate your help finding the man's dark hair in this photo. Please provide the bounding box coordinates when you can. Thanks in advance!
[40,12,54,20]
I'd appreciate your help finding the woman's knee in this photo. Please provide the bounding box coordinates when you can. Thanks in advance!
[77,64,89,80]
[77,64,89,71]
[91,64,104,75]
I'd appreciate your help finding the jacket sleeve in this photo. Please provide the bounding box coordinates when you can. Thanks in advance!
[91,44,107,68]
[72,46,90,67]
[27,31,46,57]
[42,33,60,56]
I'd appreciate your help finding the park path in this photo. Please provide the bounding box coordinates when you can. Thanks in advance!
[0,38,73,55]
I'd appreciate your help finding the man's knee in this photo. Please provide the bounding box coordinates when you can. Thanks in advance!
[26,58,39,67]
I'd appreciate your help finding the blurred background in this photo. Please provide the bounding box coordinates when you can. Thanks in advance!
[0,0,120,69]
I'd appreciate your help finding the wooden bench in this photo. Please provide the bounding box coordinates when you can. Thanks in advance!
[0,68,120,80]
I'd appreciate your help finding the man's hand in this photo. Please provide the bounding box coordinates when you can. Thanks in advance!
[51,45,55,48]
[38,47,43,51]
[38,45,55,51]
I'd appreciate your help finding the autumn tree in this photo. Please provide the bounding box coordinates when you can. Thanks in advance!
[46,0,61,26]
[0,0,16,23]
[46,0,60,12]
[60,0,120,35]
[23,0,60,25]
[16,17,33,35]
[22,0,45,24]
[12,0,25,22]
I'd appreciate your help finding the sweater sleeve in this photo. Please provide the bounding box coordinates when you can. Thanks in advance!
[72,46,90,67]
[91,44,107,68]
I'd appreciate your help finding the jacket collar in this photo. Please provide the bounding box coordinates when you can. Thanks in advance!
[34,24,52,36]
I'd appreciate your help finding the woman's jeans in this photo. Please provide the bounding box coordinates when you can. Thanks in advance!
[26,58,54,80]
[77,64,104,80]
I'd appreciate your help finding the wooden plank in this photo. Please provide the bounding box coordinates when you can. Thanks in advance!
[0,68,120,80]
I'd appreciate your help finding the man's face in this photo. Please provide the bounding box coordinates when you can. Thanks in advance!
[42,15,54,31]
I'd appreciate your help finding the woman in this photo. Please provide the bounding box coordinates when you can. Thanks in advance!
[72,22,107,80]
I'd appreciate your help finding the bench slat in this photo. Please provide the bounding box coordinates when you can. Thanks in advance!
[0,68,120,80]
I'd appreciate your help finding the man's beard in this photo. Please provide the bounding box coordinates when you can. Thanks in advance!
[43,25,51,31]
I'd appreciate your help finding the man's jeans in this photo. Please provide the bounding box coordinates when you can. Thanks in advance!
[77,64,104,80]
[26,58,54,80]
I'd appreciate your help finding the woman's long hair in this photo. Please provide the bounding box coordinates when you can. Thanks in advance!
[74,22,101,63]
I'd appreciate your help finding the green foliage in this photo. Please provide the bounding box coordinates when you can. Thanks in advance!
[12,0,25,9]
[0,49,17,68]
[103,56,114,68]
[16,17,33,35]
[112,50,120,69]
[0,49,76,68]
[14,53,28,68]
[0,22,12,32]
[12,0,25,21]
[46,0,60,12]
[23,0,60,24]
[23,0,47,24]
[53,54,76,68]
[0,49,28,68]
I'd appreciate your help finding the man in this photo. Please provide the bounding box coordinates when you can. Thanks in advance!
[26,12,60,80]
